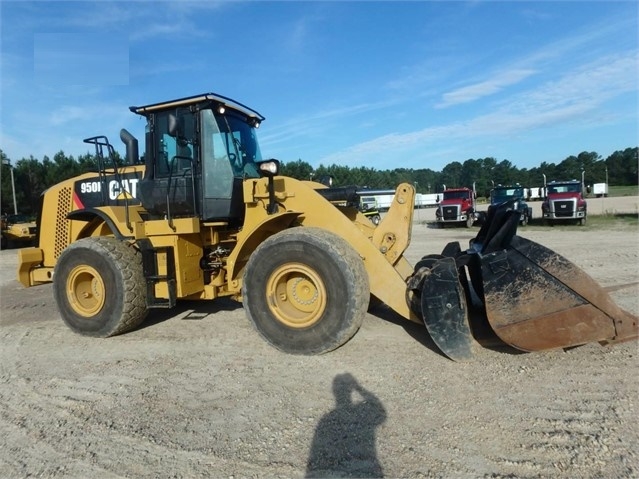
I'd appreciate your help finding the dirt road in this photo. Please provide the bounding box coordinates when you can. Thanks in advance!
[1,197,637,478]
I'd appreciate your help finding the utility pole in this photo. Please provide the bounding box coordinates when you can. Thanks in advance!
[2,159,18,215]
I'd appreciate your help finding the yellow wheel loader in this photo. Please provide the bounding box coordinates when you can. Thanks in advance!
[16,92,637,359]
[2,214,37,249]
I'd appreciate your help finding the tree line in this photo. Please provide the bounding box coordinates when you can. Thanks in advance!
[280,148,638,197]
[2,146,637,216]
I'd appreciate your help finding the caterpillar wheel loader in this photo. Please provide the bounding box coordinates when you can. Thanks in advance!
[16,92,637,360]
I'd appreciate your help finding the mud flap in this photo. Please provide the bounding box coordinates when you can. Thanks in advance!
[420,257,476,361]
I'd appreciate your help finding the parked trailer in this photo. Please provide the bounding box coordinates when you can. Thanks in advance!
[592,183,609,198]
[358,190,440,211]
[356,189,397,212]
[415,193,440,208]
[527,187,545,201]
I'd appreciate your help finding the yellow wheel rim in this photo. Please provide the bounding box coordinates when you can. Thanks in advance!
[66,265,106,318]
[266,262,327,328]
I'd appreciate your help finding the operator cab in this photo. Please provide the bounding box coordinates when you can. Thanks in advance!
[129,93,266,223]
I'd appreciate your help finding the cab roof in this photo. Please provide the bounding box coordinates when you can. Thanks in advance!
[129,92,265,121]
[548,179,580,184]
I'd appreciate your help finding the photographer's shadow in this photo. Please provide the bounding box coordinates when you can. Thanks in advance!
[306,373,386,478]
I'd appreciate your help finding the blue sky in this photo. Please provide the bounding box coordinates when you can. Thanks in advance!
[1,1,637,172]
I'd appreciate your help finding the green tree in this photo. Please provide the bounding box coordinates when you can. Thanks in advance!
[1,150,16,214]
[281,159,314,180]
[440,161,463,190]
[606,148,638,186]
[16,156,48,215]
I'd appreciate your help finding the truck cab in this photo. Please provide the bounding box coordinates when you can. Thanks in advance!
[542,180,587,225]
[435,187,476,228]
[489,185,533,226]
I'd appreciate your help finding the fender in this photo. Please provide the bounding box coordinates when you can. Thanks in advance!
[226,211,302,283]
[67,207,137,240]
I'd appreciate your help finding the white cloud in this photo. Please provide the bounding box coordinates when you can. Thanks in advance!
[260,99,397,148]
[317,51,638,167]
[438,68,536,108]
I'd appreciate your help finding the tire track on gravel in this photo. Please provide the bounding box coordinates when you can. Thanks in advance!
[482,361,638,479]
[0,332,299,478]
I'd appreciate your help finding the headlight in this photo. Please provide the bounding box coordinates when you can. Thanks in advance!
[258,159,280,177]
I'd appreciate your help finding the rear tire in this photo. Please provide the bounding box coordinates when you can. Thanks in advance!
[53,237,148,337]
[242,227,370,355]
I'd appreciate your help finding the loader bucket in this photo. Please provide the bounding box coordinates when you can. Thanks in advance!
[411,200,638,359]
[477,234,638,352]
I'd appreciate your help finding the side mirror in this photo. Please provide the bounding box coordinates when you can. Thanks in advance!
[168,114,183,138]
[436,195,440,203]
[320,175,334,187]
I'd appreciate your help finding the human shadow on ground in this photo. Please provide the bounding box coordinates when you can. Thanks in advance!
[306,373,386,478]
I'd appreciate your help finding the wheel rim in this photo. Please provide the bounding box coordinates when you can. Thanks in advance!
[66,265,106,318]
[265,262,327,328]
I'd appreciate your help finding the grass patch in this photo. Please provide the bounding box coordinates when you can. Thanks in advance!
[580,213,638,228]
[526,213,638,231]
[601,185,638,197]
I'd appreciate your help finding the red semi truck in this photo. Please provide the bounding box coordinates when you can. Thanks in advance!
[435,186,477,228]
[541,179,588,225]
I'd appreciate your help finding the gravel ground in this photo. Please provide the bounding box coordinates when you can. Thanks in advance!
[0,196,637,479]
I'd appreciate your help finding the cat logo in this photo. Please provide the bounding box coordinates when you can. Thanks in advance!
[116,190,134,200]
[109,178,139,200]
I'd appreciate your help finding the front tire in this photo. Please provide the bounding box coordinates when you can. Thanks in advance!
[53,237,148,337]
[465,215,474,228]
[242,227,370,355]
